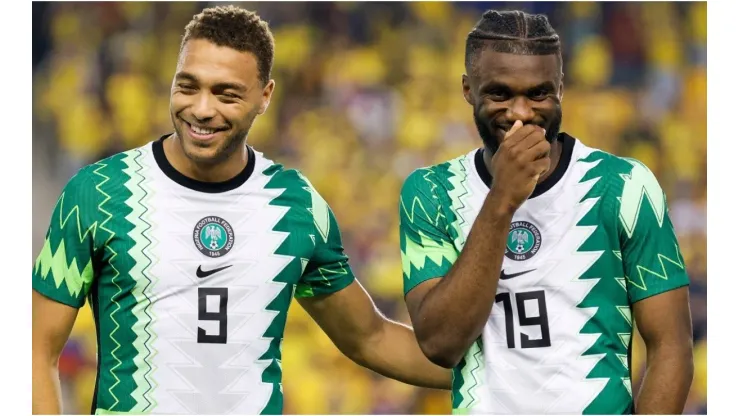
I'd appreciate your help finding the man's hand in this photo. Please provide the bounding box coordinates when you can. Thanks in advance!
[490,120,551,214]
[298,280,451,390]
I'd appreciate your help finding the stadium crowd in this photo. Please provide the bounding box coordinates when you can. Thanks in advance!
[32,2,707,414]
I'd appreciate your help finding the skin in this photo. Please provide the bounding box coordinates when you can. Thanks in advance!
[632,287,694,414]
[33,37,450,415]
[405,48,693,413]
[32,291,78,415]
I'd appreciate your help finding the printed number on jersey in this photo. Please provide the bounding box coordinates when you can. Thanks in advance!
[495,290,551,349]
[198,287,229,344]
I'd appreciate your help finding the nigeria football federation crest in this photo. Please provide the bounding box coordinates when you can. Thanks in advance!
[505,221,542,261]
[194,216,235,257]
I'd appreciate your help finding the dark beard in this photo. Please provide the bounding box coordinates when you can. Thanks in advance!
[474,105,563,154]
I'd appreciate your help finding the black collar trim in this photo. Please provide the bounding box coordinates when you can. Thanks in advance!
[474,132,575,199]
[153,134,256,193]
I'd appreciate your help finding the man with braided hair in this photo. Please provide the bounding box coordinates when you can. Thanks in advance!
[400,10,693,414]
[32,5,451,415]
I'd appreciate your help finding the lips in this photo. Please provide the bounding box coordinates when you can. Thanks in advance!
[183,120,227,141]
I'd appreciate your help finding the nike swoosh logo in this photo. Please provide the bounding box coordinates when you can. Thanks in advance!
[196,265,233,278]
[500,269,536,280]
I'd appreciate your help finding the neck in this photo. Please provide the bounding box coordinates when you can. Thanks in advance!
[163,134,249,183]
[483,138,563,184]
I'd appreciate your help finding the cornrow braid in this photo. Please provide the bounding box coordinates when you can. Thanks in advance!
[465,10,561,71]
[181,5,274,86]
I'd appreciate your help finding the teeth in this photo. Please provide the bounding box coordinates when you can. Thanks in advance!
[191,125,216,135]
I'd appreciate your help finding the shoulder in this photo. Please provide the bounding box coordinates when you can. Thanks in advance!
[255,152,328,211]
[401,152,471,200]
[570,136,662,193]
[77,144,152,188]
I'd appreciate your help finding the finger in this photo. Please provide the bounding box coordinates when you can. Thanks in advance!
[532,157,551,176]
[522,140,551,162]
[512,127,548,153]
[505,124,541,149]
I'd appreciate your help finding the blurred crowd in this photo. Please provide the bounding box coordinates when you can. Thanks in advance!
[32,2,707,414]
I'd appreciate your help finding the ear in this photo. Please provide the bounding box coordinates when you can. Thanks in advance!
[557,74,564,102]
[462,74,474,106]
[258,79,276,115]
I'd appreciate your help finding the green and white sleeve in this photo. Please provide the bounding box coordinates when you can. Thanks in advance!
[399,168,458,295]
[33,168,101,308]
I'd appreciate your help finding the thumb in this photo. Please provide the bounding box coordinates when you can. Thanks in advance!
[504,120,524,140]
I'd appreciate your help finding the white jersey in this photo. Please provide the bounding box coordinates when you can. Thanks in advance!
[33,136,355,414]
[399,133,689,414]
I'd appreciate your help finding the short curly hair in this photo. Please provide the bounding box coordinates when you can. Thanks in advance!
[181,5,274,86]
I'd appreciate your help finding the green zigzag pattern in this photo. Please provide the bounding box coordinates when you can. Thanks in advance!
[627,244,684,291]
[575,152,641,414]
[458,339,484,409]
[34,192,98,298]
[91,161,125,409]
[122,150,158,412]
[445,157,472,249]
[399,167,458,279]
[138,153,161,410]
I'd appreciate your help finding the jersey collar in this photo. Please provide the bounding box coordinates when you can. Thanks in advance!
[474,132,575,199]
[153,134,256,193]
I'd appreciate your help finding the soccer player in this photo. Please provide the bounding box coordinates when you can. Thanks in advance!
[399,10,694,415]
[32,6,450,415]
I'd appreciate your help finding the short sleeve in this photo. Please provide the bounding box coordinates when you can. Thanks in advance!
[399,169,458,295]
[295,183,355,298]
[33,168,100,308]
[618,159,690,304]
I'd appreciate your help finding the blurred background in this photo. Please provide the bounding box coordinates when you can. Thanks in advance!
[32,1,707,414]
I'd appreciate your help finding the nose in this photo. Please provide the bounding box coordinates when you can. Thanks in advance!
[505,96,536,125]
[191,92,217,122]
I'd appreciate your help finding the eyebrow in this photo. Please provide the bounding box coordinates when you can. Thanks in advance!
[479,80,556,94]
[526,82,557,93]
[175,71,248,93]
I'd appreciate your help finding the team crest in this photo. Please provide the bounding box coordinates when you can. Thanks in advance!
[193,216,235,257]
[505,221,542,261]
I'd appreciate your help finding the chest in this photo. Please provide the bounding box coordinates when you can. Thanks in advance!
[97,186,317,291]
[452,181,621,293]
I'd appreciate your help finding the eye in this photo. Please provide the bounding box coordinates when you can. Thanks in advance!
[177,83,197,94]
[218,93,241,103]
[486,89,510,102]
[529,88,550,101]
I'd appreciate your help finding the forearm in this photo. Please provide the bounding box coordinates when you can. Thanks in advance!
[32,357,62,415]
[353,319,451,390]
[414,193,513,366]
[635,346,694,414]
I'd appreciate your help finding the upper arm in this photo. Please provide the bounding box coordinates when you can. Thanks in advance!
[297,280,383,358]
[617,159,692,348]
[33,168,99,309]
[633,287,692,352]
[399,169,456,321]
[32,290,79,362]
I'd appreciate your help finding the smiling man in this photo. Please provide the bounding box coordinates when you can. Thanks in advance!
[32,6,450,415]
[399,10,694,415]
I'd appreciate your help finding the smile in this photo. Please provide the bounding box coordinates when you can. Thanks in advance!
[182,119,227,141]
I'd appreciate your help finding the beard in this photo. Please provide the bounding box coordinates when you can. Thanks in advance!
[474,104,562,154]
[171,108,258,166]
